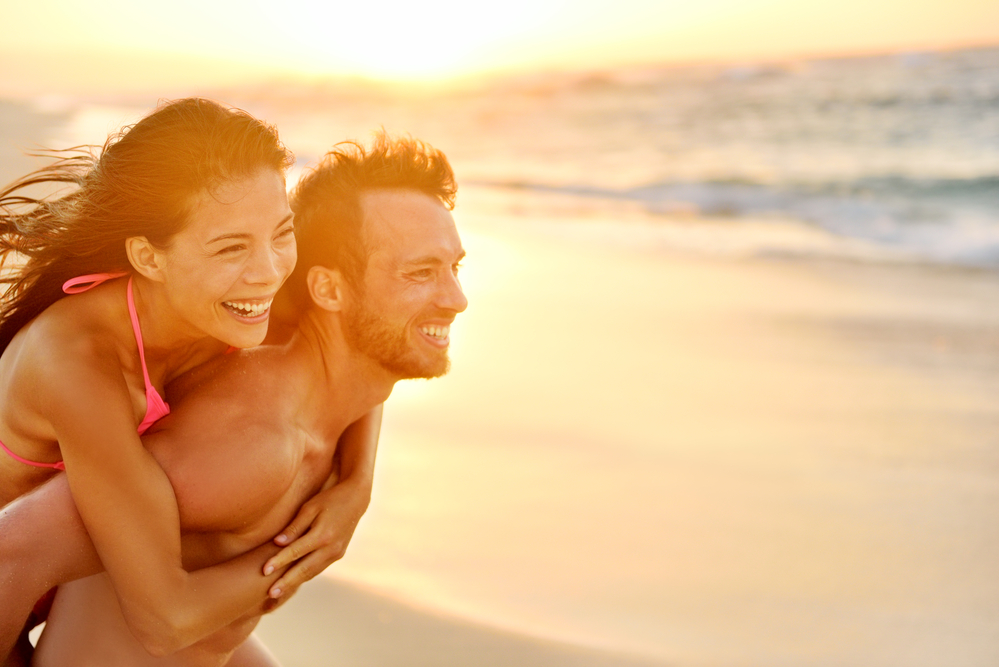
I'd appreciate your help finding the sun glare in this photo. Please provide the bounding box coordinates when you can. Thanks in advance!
[5,0,998,95]
[255,0,571,81]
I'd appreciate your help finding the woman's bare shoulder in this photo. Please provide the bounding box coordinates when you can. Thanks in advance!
[5,286,134,407]
[25,281,129,351]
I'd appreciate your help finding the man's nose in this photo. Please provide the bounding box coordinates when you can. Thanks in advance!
[440,270,468,314]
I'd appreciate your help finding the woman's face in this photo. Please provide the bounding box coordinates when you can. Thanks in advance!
[154,168,297,349]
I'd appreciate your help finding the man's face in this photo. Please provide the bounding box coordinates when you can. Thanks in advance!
[343,189,467,379]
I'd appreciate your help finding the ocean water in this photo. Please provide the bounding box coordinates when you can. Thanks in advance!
[5,45,999,268]
[259,45,999,267]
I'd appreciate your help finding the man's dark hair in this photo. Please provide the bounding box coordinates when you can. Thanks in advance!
[286,133,456,312]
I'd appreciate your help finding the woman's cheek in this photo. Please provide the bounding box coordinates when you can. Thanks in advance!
[280,244,298,279]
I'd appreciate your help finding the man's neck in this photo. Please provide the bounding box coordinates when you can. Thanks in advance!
[283,309,396,439]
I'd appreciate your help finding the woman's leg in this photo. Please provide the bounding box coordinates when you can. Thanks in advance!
[1,629,32,667]
[0,476,102,661]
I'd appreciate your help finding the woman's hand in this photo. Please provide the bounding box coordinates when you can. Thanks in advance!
[262,479,371,599]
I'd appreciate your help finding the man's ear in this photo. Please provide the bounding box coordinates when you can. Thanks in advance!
[307,266,347,312]
[125,237,166,283]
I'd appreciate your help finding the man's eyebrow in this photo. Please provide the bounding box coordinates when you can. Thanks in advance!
[206,213,294,244]
[403,249,466,266]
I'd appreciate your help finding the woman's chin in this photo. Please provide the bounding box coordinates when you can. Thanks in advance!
[216,319,270,350]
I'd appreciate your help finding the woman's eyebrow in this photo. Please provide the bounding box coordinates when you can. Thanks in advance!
[206,213,294,244]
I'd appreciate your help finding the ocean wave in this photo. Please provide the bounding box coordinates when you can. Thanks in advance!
[473,175,999,268]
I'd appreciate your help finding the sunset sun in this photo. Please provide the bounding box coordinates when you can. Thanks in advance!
[256,0,571,81]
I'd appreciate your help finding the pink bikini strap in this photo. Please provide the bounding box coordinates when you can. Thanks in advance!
[0,440,65,471]
[62,272,129,295]
[60,271,167,433]
[61,272,152,388]
[125,277,156,393]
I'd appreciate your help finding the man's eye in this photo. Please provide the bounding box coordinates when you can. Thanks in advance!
[217,244,246,255]
[276,225,295,239]
[452,262,463,275]
[409,269,433,279]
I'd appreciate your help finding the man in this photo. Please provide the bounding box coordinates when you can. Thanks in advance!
[0,135,467,666]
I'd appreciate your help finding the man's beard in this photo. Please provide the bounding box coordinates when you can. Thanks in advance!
[344,300,450,380]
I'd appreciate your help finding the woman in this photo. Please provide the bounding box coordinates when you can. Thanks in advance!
[0,98,379,659]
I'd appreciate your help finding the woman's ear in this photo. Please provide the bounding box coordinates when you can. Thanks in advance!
[125,237,166,283]
[306,266,346,312]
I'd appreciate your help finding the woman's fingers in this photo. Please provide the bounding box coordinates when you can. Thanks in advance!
[268,549,334,598]
[263,485,362,581]
[263,529,319,576]
[272,501,319,547]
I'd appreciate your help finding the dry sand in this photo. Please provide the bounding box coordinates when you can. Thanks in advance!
[257,197,999,667]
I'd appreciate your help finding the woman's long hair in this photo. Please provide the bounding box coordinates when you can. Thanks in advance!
[0,98,293,353]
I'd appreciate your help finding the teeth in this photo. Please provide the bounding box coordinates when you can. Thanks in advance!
[420,324,449,339]
[223,298,273,318]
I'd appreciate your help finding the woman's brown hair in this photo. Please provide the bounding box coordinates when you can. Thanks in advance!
[0,98,293,353]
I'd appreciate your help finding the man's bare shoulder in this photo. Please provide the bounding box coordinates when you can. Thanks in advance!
[149,344,308,464]
[165,344,302,420]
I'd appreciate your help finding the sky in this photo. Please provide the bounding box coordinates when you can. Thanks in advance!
[1,0,998,95]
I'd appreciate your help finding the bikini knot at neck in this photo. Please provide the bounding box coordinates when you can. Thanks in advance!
[62,272,130,294]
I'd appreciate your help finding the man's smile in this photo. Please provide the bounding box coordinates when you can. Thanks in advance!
[418,323,451,347]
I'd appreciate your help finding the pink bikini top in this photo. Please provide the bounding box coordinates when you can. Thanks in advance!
[0,272,170,471]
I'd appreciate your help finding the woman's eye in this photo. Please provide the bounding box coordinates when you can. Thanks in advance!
[217,244,246,256]
[276,225,295,239]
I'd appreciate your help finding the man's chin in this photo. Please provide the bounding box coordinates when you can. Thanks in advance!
[420,356,450,380]
[386,352,450,380]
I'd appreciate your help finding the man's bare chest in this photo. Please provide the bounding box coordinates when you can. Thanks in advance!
[168,428,337,569]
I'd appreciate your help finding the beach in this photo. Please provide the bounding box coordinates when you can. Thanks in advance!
[255,577,664,667]
[4,47,999,664]
[254,186,999,666]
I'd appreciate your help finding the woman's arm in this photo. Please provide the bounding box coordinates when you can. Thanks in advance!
[39,347,283,656]
[0,475,285,663]
[262,404,383,598]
